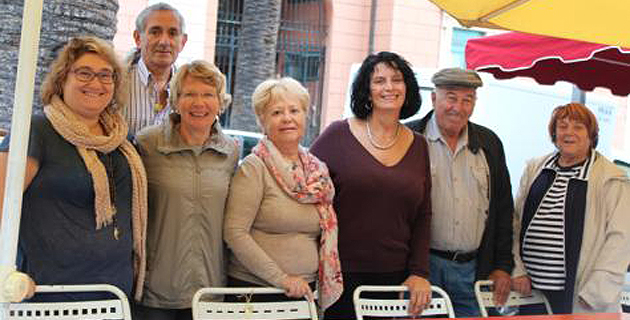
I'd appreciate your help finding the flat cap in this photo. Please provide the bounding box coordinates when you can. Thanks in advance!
[432,67,483,88]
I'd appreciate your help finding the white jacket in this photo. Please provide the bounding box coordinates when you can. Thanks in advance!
[513,151,630,313]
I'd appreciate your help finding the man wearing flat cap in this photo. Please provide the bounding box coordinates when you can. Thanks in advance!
[406,68,514,317]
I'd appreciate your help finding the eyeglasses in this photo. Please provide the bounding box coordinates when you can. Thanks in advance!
[71,67,116,84]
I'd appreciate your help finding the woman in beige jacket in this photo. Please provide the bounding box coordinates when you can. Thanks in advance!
[512,103,630,314]
[135,60,238,320]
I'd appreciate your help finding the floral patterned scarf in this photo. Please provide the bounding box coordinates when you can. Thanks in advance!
[252,137,342,310]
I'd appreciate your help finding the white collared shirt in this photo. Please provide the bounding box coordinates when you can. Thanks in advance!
[425,113,490,252]
[124,58,173,136]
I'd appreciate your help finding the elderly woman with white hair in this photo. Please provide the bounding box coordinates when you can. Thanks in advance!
[223,77,342,310]
[134,60,238,320]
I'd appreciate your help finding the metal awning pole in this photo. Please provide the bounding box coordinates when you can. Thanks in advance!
[368,0,377,54]
[572,85,586,103]
[0,0,44,307]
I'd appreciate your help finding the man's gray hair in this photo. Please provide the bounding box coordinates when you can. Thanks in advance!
[135,2,186,33]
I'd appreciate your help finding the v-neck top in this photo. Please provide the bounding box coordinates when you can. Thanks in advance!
[311,119,432,277]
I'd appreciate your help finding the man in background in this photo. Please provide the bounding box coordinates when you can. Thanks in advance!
[125,2,187,135]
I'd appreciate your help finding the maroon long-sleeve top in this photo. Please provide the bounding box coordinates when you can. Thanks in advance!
[310,120,432,277]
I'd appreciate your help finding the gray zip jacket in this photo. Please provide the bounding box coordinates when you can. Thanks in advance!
[136,117,238,308]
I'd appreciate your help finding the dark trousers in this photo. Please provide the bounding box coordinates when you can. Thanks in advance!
[541,289,573,314]
[132,303,192,320]
[323,271,406,320]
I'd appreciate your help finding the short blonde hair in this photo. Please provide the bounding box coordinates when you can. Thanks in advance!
[252,77,310,128]
[41,36,126,112]
[169,60,231,113]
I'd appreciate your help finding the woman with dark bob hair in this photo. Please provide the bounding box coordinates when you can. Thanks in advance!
[350,52,421,119]
[311,51,431,319]
[511,103,630,314]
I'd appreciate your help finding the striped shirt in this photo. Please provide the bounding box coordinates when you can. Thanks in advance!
[124,58,173,136]
[522,154,591,291]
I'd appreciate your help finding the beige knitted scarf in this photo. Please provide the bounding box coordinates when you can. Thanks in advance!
[44,95,148,300]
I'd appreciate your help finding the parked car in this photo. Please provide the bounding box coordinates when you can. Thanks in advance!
[223,129,263,160]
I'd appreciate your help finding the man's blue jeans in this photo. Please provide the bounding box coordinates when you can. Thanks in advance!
[429,253,480,318]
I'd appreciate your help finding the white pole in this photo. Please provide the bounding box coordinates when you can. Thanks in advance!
[571,85,586,103]
[0,0,44,308]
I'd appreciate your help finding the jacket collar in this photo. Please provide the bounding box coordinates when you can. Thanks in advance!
[542,150,596,181]
[425,112,469,151]
[156,115,233,155]
[419,110,478,153]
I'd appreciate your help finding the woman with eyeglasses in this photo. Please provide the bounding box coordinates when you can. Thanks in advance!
[133,60,238,320]
[0,36,148,302]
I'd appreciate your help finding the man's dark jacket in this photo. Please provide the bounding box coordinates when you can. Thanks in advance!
[406,110,514,279]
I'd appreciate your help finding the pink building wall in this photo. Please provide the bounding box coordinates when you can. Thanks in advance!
[320,0,371,126]
[321,0,443,126]
[372,0,442,66]
[113,0,149,60]
[203,1,219,63]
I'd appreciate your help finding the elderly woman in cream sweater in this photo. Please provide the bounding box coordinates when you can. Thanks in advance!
[223,77,342,310]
